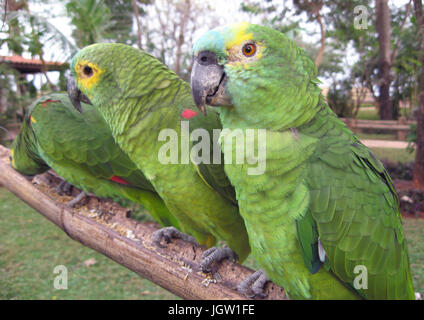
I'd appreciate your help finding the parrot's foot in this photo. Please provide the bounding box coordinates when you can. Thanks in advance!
[200,246,238,273]
[56,180,73,195]
[66,191,87,208]
[237,269,269,299]
[23,174,35,182]
[152,227,198,248]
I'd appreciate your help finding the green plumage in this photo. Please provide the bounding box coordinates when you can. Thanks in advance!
[69,44,250,260]
[192,23,415,299]
[10,92,178,228]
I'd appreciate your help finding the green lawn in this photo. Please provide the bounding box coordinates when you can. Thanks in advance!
[369,147,415,163]
[0,188,178,300]
[357,108,380,120]
[356,132,396,141]
[404,219,424,295]
[356,107,411,121]
[0,187,423,299]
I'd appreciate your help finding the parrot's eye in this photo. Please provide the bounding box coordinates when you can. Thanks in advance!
[242,43,256,57]
[83,65,93,77]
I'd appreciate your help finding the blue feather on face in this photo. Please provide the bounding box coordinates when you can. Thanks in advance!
[193,29,226,57]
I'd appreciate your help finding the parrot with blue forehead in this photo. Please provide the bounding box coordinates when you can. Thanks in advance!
[66,43,250,266]
[10,92,179,227]
[191,22,415,299]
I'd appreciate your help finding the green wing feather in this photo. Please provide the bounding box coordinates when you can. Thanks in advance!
[11,92,178,228]
[299,105,414,299]
[296,210,321,274]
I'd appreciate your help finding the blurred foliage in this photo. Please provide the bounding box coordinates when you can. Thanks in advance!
[65,0,114,47]
[326,79,356,118]
[0,63,37,126]
[240,0,300,35]
[407,123,417,154]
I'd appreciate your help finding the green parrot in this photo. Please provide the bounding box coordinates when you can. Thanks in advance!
[66,43,250,266]
[10,92,179,228]
[190,22,415,299]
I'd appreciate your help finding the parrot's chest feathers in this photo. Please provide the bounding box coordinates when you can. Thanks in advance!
[220,127,316,196]
[220,126,319,297]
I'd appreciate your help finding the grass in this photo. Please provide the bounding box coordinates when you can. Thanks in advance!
[356,132,396,141]
[357,108,380,121]
[356,107,411,121]
[0,188,178,300]
[403,219,424,295]
[1,187,423,299]
[369,147,415,163]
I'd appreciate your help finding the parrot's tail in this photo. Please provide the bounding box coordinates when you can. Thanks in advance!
[122,188,180,229]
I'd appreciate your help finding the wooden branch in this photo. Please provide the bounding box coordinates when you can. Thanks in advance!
[0,145,287,300]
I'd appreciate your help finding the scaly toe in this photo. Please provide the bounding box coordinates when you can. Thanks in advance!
[238,269,269,299]
[152,227,197,248]
[200,246,237,273]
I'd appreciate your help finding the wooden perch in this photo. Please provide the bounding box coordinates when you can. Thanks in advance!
[0,145,287,300]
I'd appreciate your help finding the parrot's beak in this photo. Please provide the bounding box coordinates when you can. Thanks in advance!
[190,51,231,116]
[67,76,92,113]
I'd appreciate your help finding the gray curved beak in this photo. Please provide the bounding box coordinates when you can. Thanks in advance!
[190,51,231,116]
[67,76,92,113]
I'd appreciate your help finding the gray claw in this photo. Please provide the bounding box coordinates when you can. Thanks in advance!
[152,227,197,248]
[237,269,269,299]
[56,180,73,195]
[201,246,238,273]
[66,191,87,208]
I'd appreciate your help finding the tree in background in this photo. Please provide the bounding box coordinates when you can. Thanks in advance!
[65,0,113,47]
[132,0,143,49]
[375,0,392,119]
[240,0,299,34]
[1,0,75,125]
[413,0,424,188]
[105,0,136,45]
[292,0,325,67]
[324,0,414,120]
[141,0,219,80]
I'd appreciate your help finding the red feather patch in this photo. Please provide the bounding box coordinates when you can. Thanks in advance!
[181,109,198,119]
[109,176,130,185]
[41,99,60,107]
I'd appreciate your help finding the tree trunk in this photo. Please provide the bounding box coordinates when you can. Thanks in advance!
[314,11,325,68]
[375,0,393,120]
[174,0,191,76]
[132,0,142,50]
[413,0,424,188]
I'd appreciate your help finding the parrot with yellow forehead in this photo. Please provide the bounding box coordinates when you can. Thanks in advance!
[67,43,250,267]
[10,92,178,227]
[191,22,415,299]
